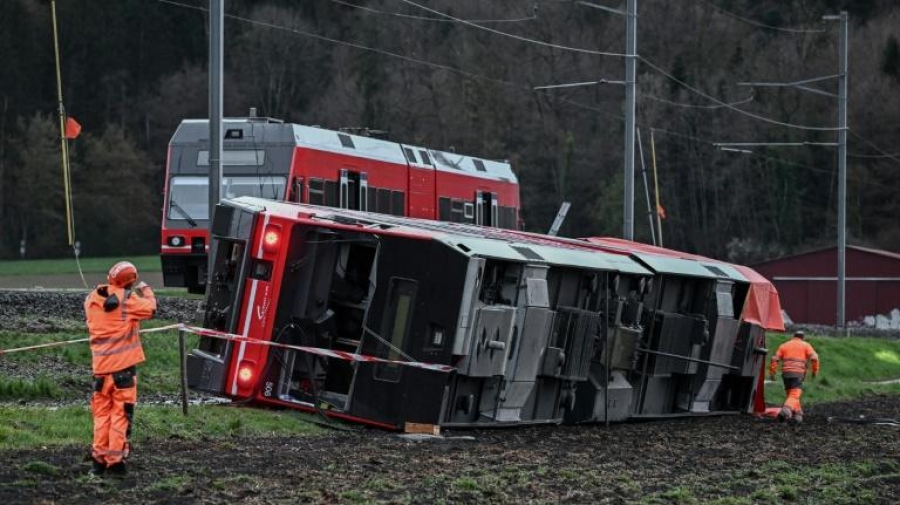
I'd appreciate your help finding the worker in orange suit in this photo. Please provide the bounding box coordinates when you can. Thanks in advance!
[769,330,819,425]
[84,261,156,476]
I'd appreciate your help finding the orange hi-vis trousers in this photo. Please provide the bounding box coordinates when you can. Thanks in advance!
[91,367,137,466]
[780,375,804,418]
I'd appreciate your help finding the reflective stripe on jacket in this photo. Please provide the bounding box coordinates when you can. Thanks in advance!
[769,337,820,377]
[85,284,156,375]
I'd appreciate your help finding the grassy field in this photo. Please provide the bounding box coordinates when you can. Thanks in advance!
[0,319,325,450]
[764,333,900,405]
[0,255,161,276]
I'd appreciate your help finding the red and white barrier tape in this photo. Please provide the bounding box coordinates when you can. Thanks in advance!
[0,323,454,373]
[180,324,455,373]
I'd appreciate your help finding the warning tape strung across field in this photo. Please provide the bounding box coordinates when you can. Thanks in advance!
[0,323,455,373]
[0,324,183,356]
[179,324,455,373]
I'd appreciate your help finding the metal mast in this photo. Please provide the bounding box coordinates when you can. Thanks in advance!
[833,11,849,327]
[208,0,224,284]
[623,0,637,240]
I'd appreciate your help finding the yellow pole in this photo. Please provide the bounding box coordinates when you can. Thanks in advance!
[51,0,74,246]
[650,129,663,247]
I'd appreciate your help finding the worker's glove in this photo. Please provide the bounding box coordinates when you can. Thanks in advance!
[133,281,149,297]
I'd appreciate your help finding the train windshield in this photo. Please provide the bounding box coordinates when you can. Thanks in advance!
[167,175,287,221]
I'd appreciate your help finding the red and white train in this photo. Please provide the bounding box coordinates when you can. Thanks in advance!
[161,112,520,293]
[186,196,785,430]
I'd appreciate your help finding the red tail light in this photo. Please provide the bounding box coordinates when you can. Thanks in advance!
[237,361,255,386]
[262,224,282,253]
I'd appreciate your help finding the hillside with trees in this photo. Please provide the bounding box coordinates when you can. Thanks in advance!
[1,0,898,262]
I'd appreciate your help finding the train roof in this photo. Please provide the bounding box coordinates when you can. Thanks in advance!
[171,119,516,183]
[227,197,649,276]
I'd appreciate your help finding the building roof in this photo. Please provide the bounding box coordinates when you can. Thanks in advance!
[753,244,900,268]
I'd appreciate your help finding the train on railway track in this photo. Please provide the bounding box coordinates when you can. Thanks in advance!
[160,111,520,293]
[186,196,784,430]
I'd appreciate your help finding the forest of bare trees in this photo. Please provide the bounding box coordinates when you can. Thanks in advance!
[0,0,898,262]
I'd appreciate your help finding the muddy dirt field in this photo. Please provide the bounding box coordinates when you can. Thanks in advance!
[0,397,897,504]
[1,290,899,504]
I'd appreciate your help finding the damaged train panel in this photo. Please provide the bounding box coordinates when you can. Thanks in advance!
[187,197,778,429]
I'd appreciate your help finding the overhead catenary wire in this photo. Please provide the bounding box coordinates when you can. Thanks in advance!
[848,128,900,167]
[699,0,826,34]
[154,0,900,192]
[644,92,755,110]
[328,0,538,23]
[640,57,842,132]
[396,0,628,57]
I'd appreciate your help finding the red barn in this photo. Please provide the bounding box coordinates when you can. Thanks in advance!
[752,246,900,326]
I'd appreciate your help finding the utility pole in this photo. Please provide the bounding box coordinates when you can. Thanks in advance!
[208,0,223,286]
[718,12,848,327]
[623,0,637,240]
[830,11,849,327]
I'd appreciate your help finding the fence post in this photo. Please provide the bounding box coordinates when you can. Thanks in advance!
[179,327,189,416]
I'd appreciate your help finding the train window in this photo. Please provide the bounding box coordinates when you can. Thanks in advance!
[473,159,487,172]
[324,181,338,207]
[439,197,452,221]
[450,199,465,223]
[167,176,286,221]
[464,203,475,220]
[375,278,418,383]
[377,188,391,214]
[391,191,405,216]
[419,150,432,165]
[403,148,417,164]
[197,150,266,166]
[338,134,355,149]
[308,178,324,205]
[367,187,376,213]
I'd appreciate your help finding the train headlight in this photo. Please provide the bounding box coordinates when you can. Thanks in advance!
[262,224,282,253]
[168,236,185,247]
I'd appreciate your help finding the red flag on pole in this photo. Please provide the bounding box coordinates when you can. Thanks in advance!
[64,116,81,139]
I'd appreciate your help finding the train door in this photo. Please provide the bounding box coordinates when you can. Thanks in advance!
[289,177,304,203]
[475,191,499,227]
[339,169,364,210]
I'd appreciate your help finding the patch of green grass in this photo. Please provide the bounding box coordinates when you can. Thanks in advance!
[0,404,322,450]
[0,321,199,399]
[23,461,59,476]
[147,475,191,492]
[765,333,900,405]
[0,377,62,400]
[340,490,369,503]
[452,476,482,492]
[0,255,161,276]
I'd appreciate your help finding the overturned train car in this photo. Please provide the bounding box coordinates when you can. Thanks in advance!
[187,197,784,429]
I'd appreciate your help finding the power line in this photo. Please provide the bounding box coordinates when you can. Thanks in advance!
[644,93,755,109]
[848,128,900,167]
[699,0,825,34]
[155,0,522,90]
[639,56,842,132]
[328,0,538,23]
[650,127,900,191]
[154,0,899,191]
[397,0,628,57]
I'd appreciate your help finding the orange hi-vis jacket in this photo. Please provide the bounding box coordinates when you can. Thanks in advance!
[769,337,820,377]
[84,285,157,375]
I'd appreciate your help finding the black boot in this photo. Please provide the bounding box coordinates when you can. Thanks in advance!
[107,462,128,477]
[89,458,106,476]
